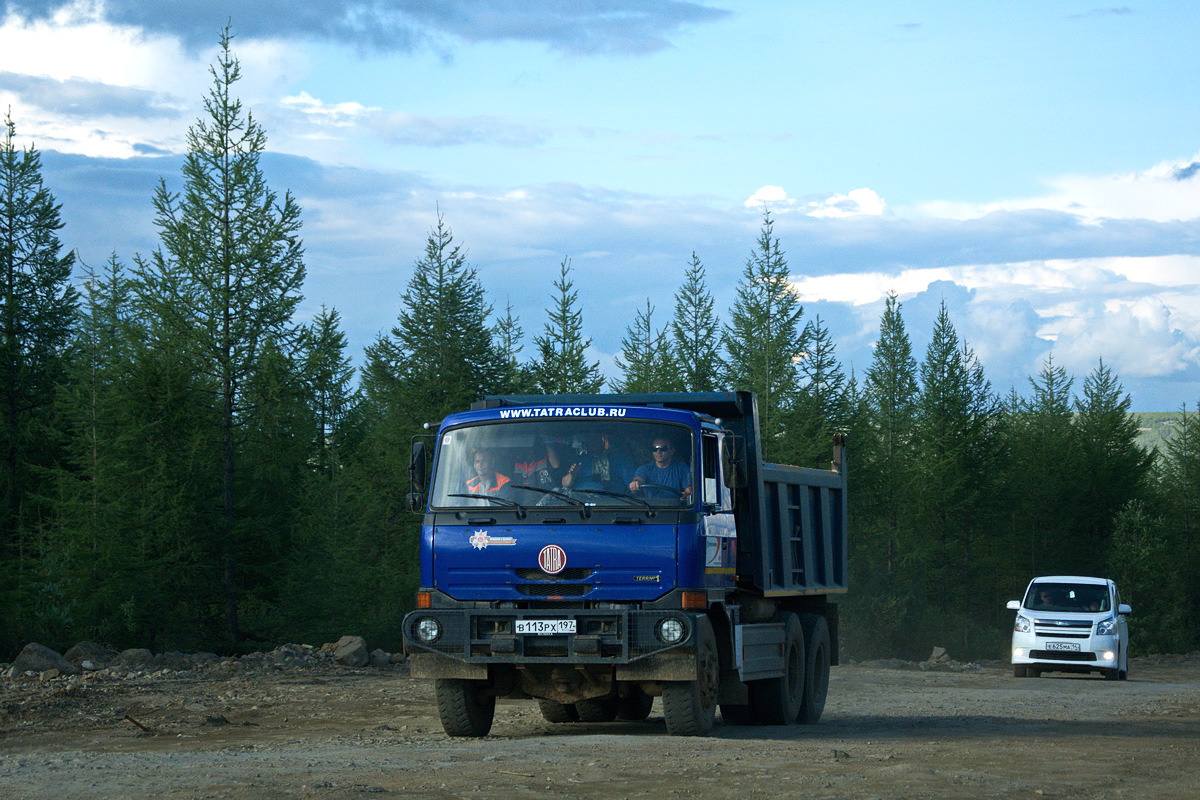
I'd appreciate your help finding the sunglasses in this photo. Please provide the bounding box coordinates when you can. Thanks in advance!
[651,445,672,452]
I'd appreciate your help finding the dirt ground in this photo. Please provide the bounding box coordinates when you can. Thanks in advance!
[3,652,1200,800]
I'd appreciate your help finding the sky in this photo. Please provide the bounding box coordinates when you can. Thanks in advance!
[3,0,1200,410]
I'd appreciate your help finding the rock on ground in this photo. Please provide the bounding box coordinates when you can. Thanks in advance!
[12,643,80,676]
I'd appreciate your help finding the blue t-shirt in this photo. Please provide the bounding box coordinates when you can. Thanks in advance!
[633,460,692,499]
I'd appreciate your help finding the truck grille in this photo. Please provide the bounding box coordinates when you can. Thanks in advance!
[516,583,593,597]
[515,567,593,581]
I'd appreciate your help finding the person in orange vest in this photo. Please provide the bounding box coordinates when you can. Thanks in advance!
[466,449,511,496]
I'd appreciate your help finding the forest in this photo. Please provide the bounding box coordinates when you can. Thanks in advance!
[3,34,1198,663]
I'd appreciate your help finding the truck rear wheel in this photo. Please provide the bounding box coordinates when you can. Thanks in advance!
[435,679,495,737]
[616,687,654,721]
[797,613,830,724]
[662,617,719,736]
[750,612,805,725]
[537,699,579,723]
[576,694,620,722]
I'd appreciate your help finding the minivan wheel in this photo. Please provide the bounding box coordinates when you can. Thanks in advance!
[1103,668,1120,681]
[1013,665,1029,678]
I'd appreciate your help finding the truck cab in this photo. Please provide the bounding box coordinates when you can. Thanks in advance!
[402,392,846,737]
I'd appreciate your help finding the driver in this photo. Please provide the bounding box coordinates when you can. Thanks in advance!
[628,438,692,501]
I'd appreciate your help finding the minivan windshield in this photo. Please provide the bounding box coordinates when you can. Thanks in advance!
[1024,582,1111,613]
[430,418,695,509]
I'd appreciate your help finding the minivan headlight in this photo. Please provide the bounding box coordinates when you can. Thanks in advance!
[1096,618,1117,636]
[1014,615,1031,633]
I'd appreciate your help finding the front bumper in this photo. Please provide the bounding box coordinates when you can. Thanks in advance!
[402,607,695,666]
[1011,631,1120,669]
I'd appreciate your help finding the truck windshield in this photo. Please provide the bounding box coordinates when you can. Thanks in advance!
[1024,583,1111,613]
[430,419,696,509]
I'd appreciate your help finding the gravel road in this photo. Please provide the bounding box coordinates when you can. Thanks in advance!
[3,653,1199,799]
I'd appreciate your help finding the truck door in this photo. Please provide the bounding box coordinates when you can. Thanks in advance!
[702,432,736,584]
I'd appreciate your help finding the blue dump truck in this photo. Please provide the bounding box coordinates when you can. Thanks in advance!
[401,392,847,736]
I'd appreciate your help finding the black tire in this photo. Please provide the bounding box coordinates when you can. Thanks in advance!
[576,694,620,722]
[616,688,654,721]
[537,699,579,723]
[797,613,830,724]
[1103,668,1120,681]
[435,679,495,737]
[719,704,756,725]
[1013,665,1029,678]
[662,616,719,736]
[750,612,805,726]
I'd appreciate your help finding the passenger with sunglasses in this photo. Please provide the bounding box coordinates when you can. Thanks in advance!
[628,438,692,501]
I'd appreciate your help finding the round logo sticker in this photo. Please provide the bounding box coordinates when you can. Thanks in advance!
[538,544,567,575]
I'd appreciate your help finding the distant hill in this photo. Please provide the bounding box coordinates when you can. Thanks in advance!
[1133,411,1190,453]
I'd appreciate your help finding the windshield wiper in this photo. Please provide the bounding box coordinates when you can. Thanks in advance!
[507,484,591,518]
[569,488,654,512]
[447,493,528,519]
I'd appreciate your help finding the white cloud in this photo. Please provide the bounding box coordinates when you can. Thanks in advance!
[0,7,308,158]
[793,255,1200,381]
[916,155,1200,223]
[744,185,888,218]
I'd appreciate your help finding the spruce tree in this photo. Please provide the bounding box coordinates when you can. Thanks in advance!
[1072,359,1154,574]
[132,27,306,642]
[530,257,603,394]
[912,301,1001,654]
[671,253,722,392]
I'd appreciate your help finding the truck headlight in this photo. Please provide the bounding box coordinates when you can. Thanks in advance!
[416,617,442,643]
[1014,615,1031,633]
[1096,618,1117,636]
[656,618,685,644]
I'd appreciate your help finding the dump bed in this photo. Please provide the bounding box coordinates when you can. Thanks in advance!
[473,391,848,598]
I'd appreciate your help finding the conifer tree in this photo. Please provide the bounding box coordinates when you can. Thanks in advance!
[0,111,77,649]
[364,214,502,424]
[1072,358,1154,574]
[612,299,678,393]
[132,28,306,642]
[722,212,805,455]
[913,302,1002,651]
[492,300,532,393]
[1004,355,1080,577]
[530,257,603,393]
[671,253,722,391]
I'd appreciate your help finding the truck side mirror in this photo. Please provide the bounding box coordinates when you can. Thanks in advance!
[408,440,429,512]
[1118,603,1132,615]
[721,435,747,489]
[1006,600,1020,610]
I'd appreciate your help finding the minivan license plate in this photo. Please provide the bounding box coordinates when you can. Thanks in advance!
[1046,642,1080,651]
[515,619,576,635]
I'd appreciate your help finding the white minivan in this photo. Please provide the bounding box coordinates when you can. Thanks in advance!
[1007,575,1131,680]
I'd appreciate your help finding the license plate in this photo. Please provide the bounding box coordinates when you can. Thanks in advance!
[515,619,576,635]
[1045,642,1080,651]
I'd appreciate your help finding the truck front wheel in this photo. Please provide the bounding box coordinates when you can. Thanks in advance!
[662,617,719,736]
[435,679,496,737]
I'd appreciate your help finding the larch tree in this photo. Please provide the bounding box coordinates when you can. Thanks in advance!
[670,253,722,392]
[0,112,77,650]
[530,257,603,394]
[722,212,805,457]
[132,28,306,642]
[612,299,678,393]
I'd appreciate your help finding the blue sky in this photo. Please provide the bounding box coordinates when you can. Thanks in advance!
[3,1,1200,410]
